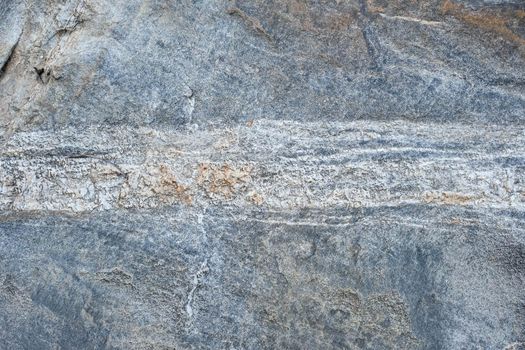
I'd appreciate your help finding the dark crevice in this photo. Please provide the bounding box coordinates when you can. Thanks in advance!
[358,0,382,71]
[34,66,46,83]
[0,35,21,80]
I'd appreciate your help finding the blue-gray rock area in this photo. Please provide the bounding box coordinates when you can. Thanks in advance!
[0,0,524,349]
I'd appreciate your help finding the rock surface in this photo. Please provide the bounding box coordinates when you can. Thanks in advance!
[0,0,524,349]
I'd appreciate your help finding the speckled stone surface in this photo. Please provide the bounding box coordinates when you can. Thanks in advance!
[0,0,524,349]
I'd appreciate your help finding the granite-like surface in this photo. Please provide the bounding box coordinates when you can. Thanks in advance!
[0,0,524,349]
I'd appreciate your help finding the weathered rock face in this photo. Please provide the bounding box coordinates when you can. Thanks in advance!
[0,0,524,349]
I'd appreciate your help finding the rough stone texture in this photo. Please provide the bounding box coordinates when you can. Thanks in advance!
[0,0,524,349]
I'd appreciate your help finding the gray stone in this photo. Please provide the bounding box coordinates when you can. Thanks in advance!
[0,0,524,349]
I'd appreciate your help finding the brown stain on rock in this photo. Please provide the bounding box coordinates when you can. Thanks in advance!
[366,0,386,14]
[197,163,252,199]
[366,0,524,45]
[288,2,355,34]
[423,191,480,205]
[236,0,357,35]
[442,0,525,45]
[248,191,264,205]
[227,6,273,41]
[155,164,193,204]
